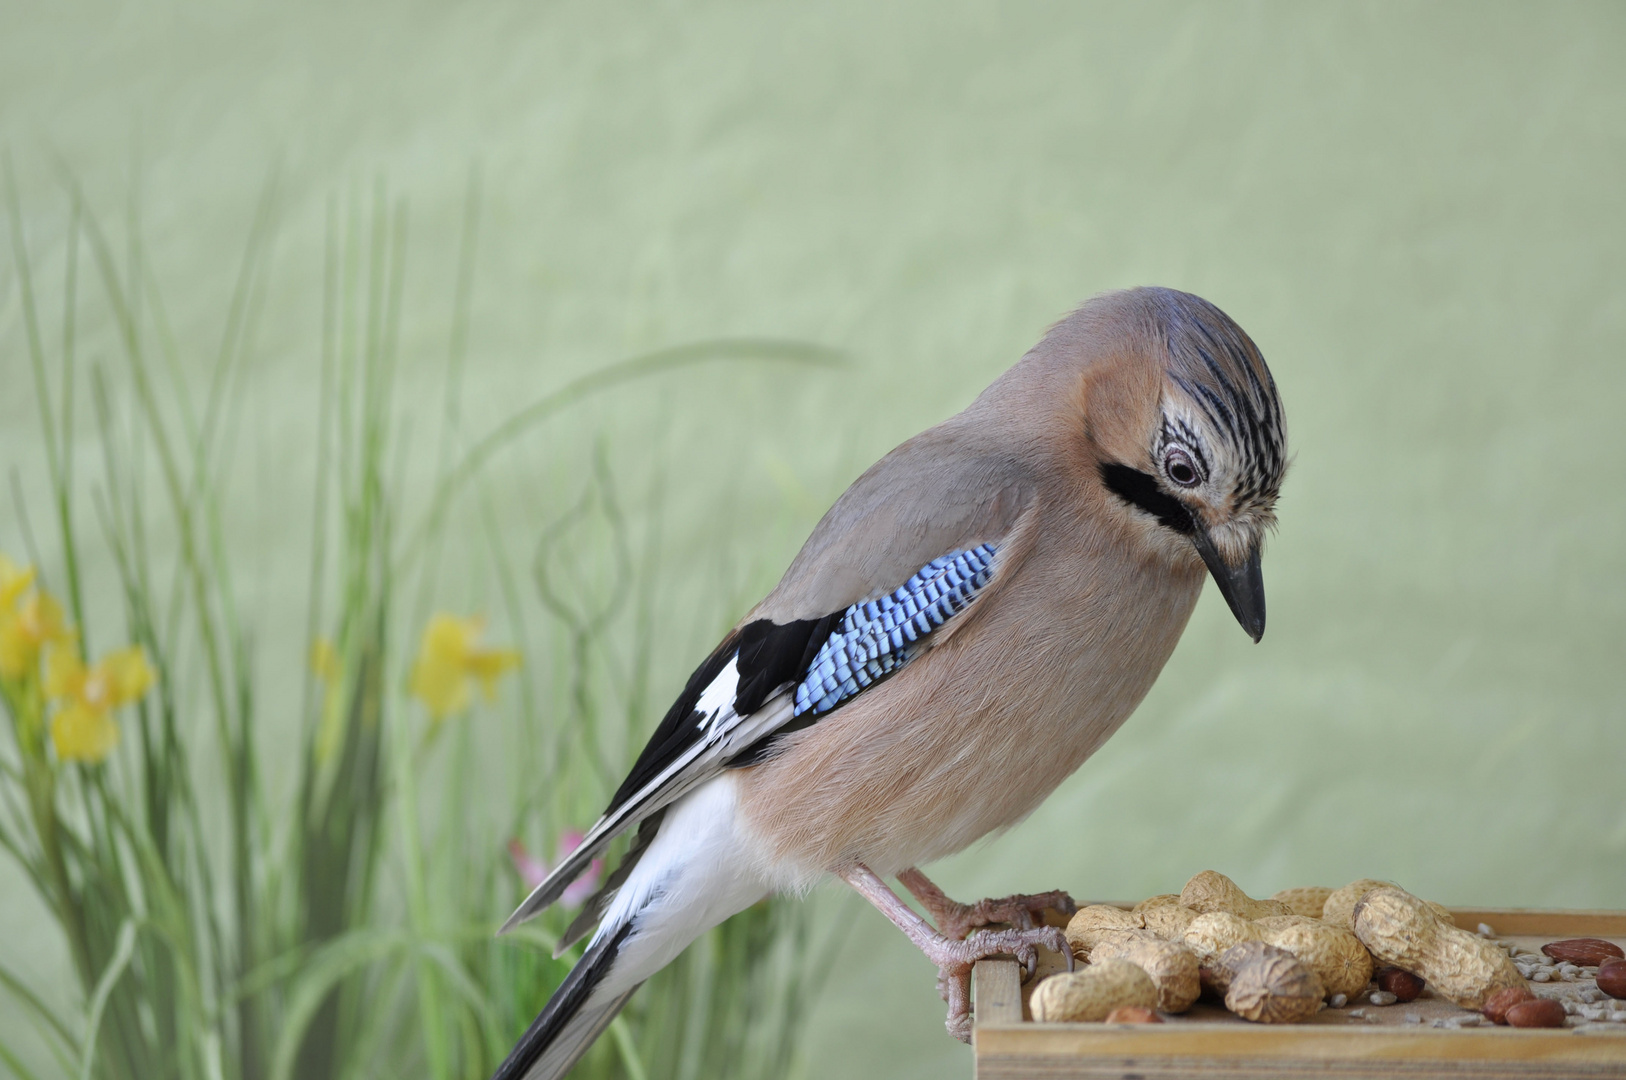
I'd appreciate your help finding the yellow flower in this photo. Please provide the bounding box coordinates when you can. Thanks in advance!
[408,614,520,720]
[311,638,342,683]
[46,645,155,764]
[0,559,72,680]
[0,554,35,610]
[310,637,346,762]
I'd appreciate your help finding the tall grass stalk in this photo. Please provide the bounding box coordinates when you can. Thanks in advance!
[0,162,844,1080]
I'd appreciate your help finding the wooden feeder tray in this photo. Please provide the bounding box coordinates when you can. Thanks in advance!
[972,907,1626,1079]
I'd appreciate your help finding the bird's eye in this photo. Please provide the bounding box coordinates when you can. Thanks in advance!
[1164,447,1202,488]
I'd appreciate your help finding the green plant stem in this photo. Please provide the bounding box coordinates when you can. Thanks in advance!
[397,338,843,575]
[389,703,449,1077]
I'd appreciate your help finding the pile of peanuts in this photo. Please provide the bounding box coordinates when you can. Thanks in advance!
[1028,871,1626,1029]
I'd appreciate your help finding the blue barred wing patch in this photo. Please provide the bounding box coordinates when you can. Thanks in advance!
[792,543,998,717]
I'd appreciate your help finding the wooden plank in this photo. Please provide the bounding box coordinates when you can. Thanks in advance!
[976,1025,1626,1079]
[976,1024,1626,1063]
[974,959,1025,1027]
[1446,910,1626,937]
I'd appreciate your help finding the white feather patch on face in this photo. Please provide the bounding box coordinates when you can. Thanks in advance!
[1158,392,1279,557]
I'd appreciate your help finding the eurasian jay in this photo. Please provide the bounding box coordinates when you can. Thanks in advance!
[493,286,1288,1079]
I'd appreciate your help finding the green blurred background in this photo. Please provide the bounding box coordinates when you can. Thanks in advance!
[3,2,1622,1077]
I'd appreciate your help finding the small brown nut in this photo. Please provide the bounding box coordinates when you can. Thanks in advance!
[1262,920,1374,1000]
[1179,870,1293,920]
[1597,958,1626,1000]
[1482,985,1537,1024]
[1221,941,1325,1023]
[1322,879,1453,931]
[1271,886,1335,919]
[1064,905,1145,959]
[1104,1005,1163,1023]
[1504,998,1567,1028]
[1374,967,1425,1003]
[1540,938,1626,966]
[1031,960,1159,1023]
[1089,931,1202,1013]
[1141,903,1197,940]
[1351,887,1525,1009]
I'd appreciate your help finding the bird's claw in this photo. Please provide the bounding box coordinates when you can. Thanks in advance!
[933,889,1078,939]
[924,924,1071,1042]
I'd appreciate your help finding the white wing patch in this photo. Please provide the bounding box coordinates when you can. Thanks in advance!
[501,658,790,934]
[693,660,740,735]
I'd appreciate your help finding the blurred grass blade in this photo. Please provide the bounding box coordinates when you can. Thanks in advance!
[268,929,413,1080]
[78,919,137,1080]
[0,958,79,1064]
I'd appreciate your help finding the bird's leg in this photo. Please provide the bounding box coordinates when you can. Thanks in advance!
[838,864,1072,1043]
[897,866,1078,940]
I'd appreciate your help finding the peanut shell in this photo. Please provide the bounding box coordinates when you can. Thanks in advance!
[1089,931,1201,1013]
[1141,903,1197,940]
[1351,886,1524,1009]
[1103,1005,1162,1023]
[1179,870,1292,920]
[1260,918,1374,1000]
[1133,894,1183,913]
[1064,905,1144,959]
[1271,886,1335,919]
[1182,911,1263,968]
[1030,959,1158,1023]
[1323,878,1453,930]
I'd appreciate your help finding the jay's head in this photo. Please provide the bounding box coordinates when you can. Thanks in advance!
[1018,287,1288,641]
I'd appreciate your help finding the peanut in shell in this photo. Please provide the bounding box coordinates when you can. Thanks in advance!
[1030,959,1159,1023]
[1259,918,1374,1000]
[1351,886,1525,1009]
[1182,911,1263,968]
[1088,931,1201,1013]
[1179,870,1292,920]
[1064,905,1145,959]
[1270,886,1335,919]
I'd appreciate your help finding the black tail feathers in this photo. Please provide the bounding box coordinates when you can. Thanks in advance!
[492,923,637,1080]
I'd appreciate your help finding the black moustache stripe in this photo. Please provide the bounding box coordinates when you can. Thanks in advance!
[1099,462,1197,536]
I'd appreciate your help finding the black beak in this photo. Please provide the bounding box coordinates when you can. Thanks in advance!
[1192,531,1266,642]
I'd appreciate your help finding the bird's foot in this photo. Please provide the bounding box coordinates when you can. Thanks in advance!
[921,923,1074,1042]
[897,867,1077,938]
[938,890,1078,939]
[838,863,1074,1045]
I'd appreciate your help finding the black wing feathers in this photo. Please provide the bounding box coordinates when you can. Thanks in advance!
[605,635,740,816]
[606,613,844,817]
[733,613,843,714]
[490,922,634,1080]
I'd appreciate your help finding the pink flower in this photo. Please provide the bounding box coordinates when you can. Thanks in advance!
[507,838,548,891]
[507,830,604,910]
